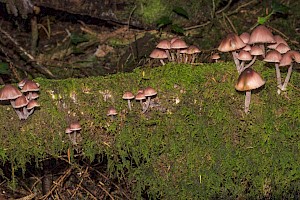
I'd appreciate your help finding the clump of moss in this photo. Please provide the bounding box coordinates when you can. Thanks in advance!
[0,61,299,198]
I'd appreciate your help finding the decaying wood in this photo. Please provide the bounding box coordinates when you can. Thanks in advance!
[0,0,144,28]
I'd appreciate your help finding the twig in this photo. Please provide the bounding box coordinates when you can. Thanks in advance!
[223,12,237,34]
[267,25,299,45]
[184,0,257,31]
[71,167,89,199]
[0,27,35,60]
[41,167,72,200]
[216,0,233,14]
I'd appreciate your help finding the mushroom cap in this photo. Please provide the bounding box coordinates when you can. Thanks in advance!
[0,84,22,101]
[156,39,171,50]
[235,68,265,91]
[267,35,288,49]
[107,107,117,116]
[250,45,264,56]
[289,50,300,63]
[144,87,157,97]
[211,53,220,60]
[170,38,188,49]
[122,91,135,100]
[69,121,81,131]
[279,52,293,66]
[242,45,252,52]
[218,33,246,52]
[27,99,40,110]
[263,50,282,63]
[27,92,39,100]
[65,127,73,134]
[275,43,290,54]
[186,45,201,54]
[135,92,146,101]
[18,78,29,89]
[21,80,39,92]
[237,50,252,61]
[149,49,168,59]
[248,25,275,44]
[13,95,29,108]
[239,32,250,44]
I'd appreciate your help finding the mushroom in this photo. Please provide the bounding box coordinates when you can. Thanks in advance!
[186,45,201,64]
[13,94,29,120]
[263,50,282,93]
[135,91,146,111]
[237,50,253,74]
[149,48,168,66]
[21,80,39,100]
[156,39,172,62]
[107,107,117,120]
[69,121,81,145]
[235,68,265,114]
[26,99,40,118]
[211,53,220,63]
[218,33,246,72]
[122,91,135,111]
[142,87,157,113]
[170,38,188,63]
[279,50,300,93]
[0,84,22,107]
[248,25,276,57]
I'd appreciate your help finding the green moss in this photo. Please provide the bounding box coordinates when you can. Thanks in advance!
[136,0,168,24]
[0,61,300,198]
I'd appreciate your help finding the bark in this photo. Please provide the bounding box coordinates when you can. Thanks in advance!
[0,0,144,28]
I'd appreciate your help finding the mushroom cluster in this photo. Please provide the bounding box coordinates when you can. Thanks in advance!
[150,37,200,65]
[218,25,300,113]
[0,79,40,120]
[122,87,157,113]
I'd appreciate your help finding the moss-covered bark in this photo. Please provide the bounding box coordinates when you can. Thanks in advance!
[0,61,300,198]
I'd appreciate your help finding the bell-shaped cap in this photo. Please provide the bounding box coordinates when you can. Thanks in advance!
[235,68,265,91]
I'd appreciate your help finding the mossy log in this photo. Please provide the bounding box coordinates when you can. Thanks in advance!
[1,62,300,198]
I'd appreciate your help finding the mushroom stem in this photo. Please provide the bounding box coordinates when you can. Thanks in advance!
[244,90,252,114]
[281,64,293,92]
[245,55,257,69]
[232,51,240,72]
[127,100,132,111]
[142,97,151,113]
[275,63,282,94]
[14,108,25,120]
[238,61,245,74]
[165,50,172,62]
[73,131,77,145]
[159,59,166,66]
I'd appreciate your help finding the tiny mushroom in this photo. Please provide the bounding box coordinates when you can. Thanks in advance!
[26,99,40,118]
[186,45,201,64]
[235,68,265,114]
[69,121,81,145]
[135,91,146,111]
[13,94,29,120]
[122,91,135,111]
[107,107,117,120]
[143,87,157,113]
